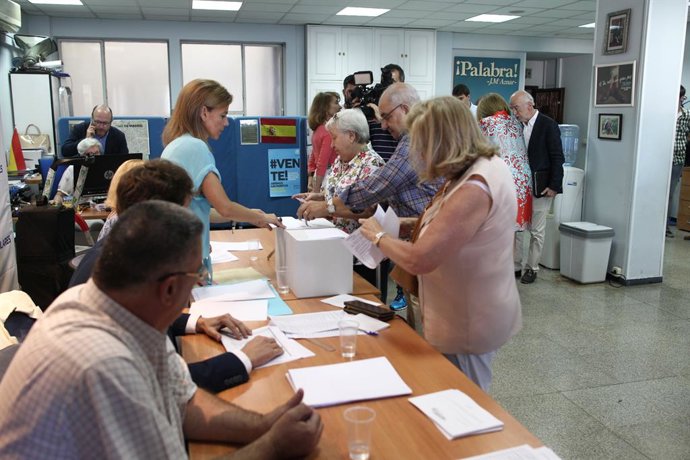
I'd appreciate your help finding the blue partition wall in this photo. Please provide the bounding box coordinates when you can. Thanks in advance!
[57,115,307,217]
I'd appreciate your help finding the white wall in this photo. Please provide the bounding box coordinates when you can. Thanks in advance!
[0,34,20,163]
[584,0,687,281]
[525,60,545,87]
[18,15,305,117]
[560,54,594,170]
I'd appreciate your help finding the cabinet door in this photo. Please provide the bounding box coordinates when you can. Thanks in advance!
[410,83,434,100]
[308,26,342,81]
[341,28,373,77]
[306,80,343,113]
[373,29,405,81]
[404,30,435,83]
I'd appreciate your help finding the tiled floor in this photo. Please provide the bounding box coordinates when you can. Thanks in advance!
[491,229,690,459]
[386,228,690,459]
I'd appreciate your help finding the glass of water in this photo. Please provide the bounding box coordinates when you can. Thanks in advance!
[344,406,376,460]
[338,319,359,359]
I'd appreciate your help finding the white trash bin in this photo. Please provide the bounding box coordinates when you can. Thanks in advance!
[559,222,614,284]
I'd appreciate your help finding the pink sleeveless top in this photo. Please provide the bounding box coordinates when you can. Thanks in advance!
[418,156,522,355]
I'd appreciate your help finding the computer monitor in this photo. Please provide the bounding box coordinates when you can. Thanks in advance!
[76,153,143,197]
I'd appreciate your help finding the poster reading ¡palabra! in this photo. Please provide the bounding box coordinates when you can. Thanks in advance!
[453,56,521,104]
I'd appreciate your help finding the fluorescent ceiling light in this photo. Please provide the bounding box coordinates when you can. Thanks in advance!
[465,14,519,23]
[28,0,83,5]
[337,7,389,17]
[192,1,242,11]
[579,23,595,28]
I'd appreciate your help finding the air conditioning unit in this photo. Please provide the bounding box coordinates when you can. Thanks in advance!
[0,0,21,34]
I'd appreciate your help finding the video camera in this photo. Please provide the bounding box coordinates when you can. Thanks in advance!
[350,67,396,120]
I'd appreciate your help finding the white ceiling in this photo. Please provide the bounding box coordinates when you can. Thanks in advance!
[15,0,598,40]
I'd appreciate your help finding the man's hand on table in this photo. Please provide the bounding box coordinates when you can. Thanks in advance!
[242,336,284,368]
[196,314,251,342]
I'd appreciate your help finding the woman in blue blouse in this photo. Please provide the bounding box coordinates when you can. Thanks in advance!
[162,79,282,279]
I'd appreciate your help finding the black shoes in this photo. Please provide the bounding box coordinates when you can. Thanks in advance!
[515,270,522,278]
[521,268,537,284]
[666,228,674,238]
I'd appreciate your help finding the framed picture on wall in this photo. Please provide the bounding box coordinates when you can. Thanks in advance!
[598,114,622,140]
[603,9,631,55]
[594,61,635,107]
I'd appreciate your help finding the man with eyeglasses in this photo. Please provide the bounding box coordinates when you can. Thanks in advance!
[335,83,443,328]
[70,159,284,392]
[0,200,323,458]
[61,104,129,157]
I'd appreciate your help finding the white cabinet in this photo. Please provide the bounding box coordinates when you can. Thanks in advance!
[372,29,435,84]
[307,26,373,82]
[306,26,436,111]
[9,72,61,154]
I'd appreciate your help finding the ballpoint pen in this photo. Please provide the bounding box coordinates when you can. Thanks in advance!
[360,329,379,336]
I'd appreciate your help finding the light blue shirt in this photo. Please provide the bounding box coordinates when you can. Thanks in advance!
[161,134,221,278]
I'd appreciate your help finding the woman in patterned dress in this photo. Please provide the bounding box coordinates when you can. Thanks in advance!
[294,108,384,233]
[477,93,532,231]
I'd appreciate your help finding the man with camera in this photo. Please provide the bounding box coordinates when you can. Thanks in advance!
[61,104,129,157]
[335,83,443,327]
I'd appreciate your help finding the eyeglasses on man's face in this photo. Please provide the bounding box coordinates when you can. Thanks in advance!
[380,104,403,121]
[157,263,209,284]
[92,119,112,126]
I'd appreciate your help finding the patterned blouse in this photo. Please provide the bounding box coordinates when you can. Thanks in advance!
[323,147,384,233]
[480,111,533,231]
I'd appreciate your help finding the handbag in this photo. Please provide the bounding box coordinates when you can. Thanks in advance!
[388,182,451,298]
[19,124,51,153]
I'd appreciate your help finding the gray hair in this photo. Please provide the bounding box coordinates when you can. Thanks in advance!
[382,82,420,108]
[326,108,369,144]
[77,137,102,156]
[510,90,534,106]
[94,200,203,289]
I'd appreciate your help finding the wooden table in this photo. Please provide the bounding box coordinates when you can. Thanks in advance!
[182,229,542,459]
[210,228,380,300]
[78,207,110,220]
[182,296,541,459]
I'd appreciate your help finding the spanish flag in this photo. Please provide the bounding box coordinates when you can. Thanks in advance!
[260,118,297,144]
[8,127,26,172]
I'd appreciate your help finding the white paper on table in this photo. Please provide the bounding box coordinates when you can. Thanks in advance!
[343,205,400,269]
[211,240,263,251]
[278,216,335,230]
[189,299,268,322]
[408,389,503,441]
[210,250,239,265]
[286,356,411,407]
[320,294,382,308]
[221,325,315,368]
[461,444,562,460]
[269,310,346,337]
[192,279,275,302]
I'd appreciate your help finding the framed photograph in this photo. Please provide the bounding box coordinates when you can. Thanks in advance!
[598,114,622,140]
[594,61,635,107]
[603,9,631,55]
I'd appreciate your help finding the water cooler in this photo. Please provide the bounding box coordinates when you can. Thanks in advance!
[540,125,585,269]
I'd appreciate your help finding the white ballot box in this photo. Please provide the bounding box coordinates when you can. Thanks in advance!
[284,227,352,298]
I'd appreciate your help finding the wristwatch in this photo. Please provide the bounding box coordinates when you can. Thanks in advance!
[373,231,387,247]
[327,198,336,215]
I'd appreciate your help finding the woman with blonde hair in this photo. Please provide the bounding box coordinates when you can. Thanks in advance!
[97,158,145,241]
[360,96,521,390]
[477,92,532,233]
[162,79,282,279]
[307,91,341,192]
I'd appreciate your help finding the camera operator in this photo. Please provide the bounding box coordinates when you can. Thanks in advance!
[348,64,405,162]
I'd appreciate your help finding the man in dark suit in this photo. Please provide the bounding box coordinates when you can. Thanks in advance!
[61,104,129,157]
[510,90,564,284]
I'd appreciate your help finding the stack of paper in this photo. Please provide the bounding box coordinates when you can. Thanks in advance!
[278,216,335,230]
[211,240,263,251]
[221,326,315,368]
[320,294,382,308]
[269,310,389,338]
[462,444,562,459]
[191,279,292,317]
[408,389,504,440]
[343,205,400,269]
[286,357,412,407]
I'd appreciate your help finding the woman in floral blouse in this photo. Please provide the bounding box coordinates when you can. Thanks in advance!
[477,93,532,231]
[295,108,384,233]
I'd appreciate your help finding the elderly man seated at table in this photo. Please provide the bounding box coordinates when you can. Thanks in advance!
[294,108,384,233]
[53,137,102,205]
[0,200,323,458]
[70,159,283,392]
